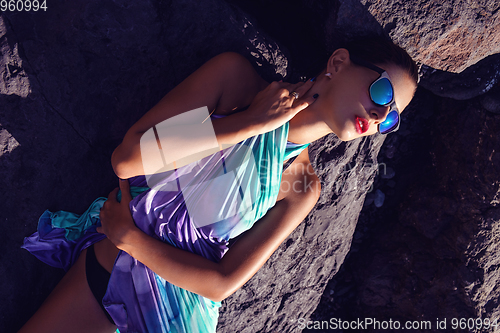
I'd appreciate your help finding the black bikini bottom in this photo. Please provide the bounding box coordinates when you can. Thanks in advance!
[85,244,115,325]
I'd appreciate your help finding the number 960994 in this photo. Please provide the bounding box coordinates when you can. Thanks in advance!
[1,0,47,12]
[451,318,498,330]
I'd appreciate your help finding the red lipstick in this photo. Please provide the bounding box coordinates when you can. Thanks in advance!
[355,116,369,134]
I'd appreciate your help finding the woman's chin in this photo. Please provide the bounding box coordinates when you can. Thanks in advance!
[334,129,359,142]
[335,125,380,141]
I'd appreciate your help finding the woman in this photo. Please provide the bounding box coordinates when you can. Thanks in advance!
[20,35,418,333]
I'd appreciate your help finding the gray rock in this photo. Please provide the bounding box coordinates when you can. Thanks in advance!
[359,0,500,74]
[0,127,20,156]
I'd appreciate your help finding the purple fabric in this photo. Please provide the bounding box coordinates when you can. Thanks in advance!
[22,210,106,271]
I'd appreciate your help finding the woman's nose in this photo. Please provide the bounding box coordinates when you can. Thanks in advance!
[369,105,391,123]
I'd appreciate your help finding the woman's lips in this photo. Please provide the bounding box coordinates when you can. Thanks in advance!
[355,116,369,134]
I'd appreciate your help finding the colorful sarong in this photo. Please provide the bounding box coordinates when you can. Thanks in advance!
[22,115,309,333]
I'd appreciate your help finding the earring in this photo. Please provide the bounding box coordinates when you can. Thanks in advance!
[324,73,332,77]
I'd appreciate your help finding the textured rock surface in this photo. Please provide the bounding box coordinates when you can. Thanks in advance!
[2,1,500,333]
[360,0,500,74]
[419,55,500,100]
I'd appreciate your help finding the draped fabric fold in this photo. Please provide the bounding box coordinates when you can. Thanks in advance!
[22,115,309,333]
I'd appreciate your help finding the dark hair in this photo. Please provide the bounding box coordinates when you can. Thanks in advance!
[340,35,419,85]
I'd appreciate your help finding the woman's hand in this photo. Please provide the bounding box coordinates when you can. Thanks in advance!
[97,178,138,250]
[241,79,317,135]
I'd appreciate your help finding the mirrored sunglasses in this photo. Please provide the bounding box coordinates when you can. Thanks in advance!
[350,56,400,134]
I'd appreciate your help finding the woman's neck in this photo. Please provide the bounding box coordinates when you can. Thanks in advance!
[287,97,333,145]
[257,80,332,145]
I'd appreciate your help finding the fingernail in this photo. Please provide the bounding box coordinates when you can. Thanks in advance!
[313,93,319,99]
[309,77,316,82]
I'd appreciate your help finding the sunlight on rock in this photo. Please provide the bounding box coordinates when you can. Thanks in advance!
[0,126,20,157]
[0,16,31,98]
[238,18,288,77]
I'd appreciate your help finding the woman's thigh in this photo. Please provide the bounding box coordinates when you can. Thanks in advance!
[18,248,117,333]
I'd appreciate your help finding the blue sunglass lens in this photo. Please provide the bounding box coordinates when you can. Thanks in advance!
[379,110,399,134]
[370,78,393,106]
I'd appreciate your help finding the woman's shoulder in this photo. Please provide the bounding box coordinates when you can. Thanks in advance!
[209,52,268,116]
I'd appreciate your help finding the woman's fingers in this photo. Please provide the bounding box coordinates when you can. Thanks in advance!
[119,178,132,203]
[107,188,119,201]
[293,78,315,98]
[267,79,317,116]
[291,94,318,115]
[280,79,315,101]
[242,78,317,136]
[284,82,305,98]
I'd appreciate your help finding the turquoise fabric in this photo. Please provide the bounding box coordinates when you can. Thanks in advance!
[284,141,310,161]
[49,187,150,240]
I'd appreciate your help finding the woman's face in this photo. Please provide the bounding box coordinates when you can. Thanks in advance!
[317,49,417,141]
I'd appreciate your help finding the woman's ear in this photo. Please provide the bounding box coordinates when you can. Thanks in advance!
[326,48,350,75]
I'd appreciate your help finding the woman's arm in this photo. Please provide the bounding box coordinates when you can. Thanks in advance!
[99,149,321,302]
[112,52,316,179]
[111,52,264,179]
[112,111,258,178]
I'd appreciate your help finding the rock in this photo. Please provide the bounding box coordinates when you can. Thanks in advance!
[325,0,500,99]
[381,167,395,179]
[359,0,500,74]
[0,1,382,332]
[387,180,396,188]
[384,144,396,159]
[0,127,20,156]
[374,189,385,208]
[418,55,500,100]
[364,192,375,207]
[0,17,30,98]
[480,83,500,114]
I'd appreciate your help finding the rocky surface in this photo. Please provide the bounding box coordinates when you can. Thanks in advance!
[1,1,500,333]
[359,0,500,74]
[419,56,500,100]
